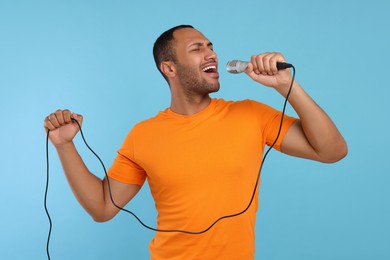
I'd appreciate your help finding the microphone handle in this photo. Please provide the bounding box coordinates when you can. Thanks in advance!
[276,62,293,70]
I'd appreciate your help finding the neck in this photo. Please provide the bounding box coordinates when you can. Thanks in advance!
[170,94,211,116]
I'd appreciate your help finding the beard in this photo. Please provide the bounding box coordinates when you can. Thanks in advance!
[175,62,220,98]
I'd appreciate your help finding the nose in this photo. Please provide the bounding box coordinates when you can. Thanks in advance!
[205,48,217,62]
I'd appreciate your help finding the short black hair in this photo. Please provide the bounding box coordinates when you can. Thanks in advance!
[153,25,194,82]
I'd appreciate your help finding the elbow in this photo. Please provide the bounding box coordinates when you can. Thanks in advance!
[332,138,348,162]
[92,214,114,223]
[92,215,111,223]
[338,142,348,161]
[320,140,348,164]
[89,210,115,223]
[324,148,348,164]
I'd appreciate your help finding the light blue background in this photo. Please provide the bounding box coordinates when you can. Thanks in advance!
[1,0,389,259]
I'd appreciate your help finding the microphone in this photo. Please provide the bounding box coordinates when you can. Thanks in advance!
[226,60,293,74]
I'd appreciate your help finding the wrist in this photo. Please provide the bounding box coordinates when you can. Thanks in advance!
[275,80,299,98]
[54,140,76,151]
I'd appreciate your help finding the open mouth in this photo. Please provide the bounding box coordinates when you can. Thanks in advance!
[202,65,218,73]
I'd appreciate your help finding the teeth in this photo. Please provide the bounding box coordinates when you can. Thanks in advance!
[202,65,216,72]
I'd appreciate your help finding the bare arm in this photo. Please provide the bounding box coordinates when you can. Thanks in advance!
[245,53,348,163]
[44,110,141,222]
[279,82,347,162]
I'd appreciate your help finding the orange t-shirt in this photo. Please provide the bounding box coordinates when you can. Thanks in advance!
[108,98,297,259]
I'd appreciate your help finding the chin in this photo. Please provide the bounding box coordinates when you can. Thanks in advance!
[208,84,220,94]
[208,82,220,93]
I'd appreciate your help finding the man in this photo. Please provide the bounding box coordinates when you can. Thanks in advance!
[44,25,347,259]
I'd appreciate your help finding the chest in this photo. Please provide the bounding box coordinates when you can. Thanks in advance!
[135,114,264,192]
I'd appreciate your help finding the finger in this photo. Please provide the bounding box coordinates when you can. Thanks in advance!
[44,115,56,131]
[267,53,281,75]
[257,53,272,75]
[62,109,73,124]
[262,54,272,75]
[272,52,288,73]
[250,55,262,75]
[263,52,284,75]
[48,113,61,128]
[245,62,254,74]
[54,109,66,125]
[71,113,83,127]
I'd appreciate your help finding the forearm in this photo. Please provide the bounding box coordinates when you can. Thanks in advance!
[55,142,107,220]
[279,81,347,162]
[244,52,347,162]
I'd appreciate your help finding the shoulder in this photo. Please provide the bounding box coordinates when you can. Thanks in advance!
[130,112,163,133]
[127,107,179,140]
[213,98,271,112]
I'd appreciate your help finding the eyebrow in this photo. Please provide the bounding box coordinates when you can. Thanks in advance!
[188,41,213,48]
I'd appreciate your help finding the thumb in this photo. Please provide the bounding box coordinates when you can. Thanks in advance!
[245,62,254,74]
[244,62,258,80]
[71,113,83,127]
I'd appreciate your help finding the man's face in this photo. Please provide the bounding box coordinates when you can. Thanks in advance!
[172,28,220,96]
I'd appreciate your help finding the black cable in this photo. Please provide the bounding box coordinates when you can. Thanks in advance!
[44,66,295,253]
[44,130,52,260]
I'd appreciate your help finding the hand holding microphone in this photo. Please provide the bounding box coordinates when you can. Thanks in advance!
[226,52,294,91]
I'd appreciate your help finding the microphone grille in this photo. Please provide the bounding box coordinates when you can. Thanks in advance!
[226,60,247,74]
[228,60,238,66]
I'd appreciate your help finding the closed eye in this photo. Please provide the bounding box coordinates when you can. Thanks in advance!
[188,41,214,52]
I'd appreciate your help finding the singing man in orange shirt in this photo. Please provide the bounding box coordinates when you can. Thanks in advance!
[44,25,347,259]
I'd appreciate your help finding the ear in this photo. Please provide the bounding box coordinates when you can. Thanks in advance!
[160,61,176,79]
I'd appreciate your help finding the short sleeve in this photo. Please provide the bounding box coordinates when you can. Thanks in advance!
[107,129,147,185]
[249,100,297,151]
